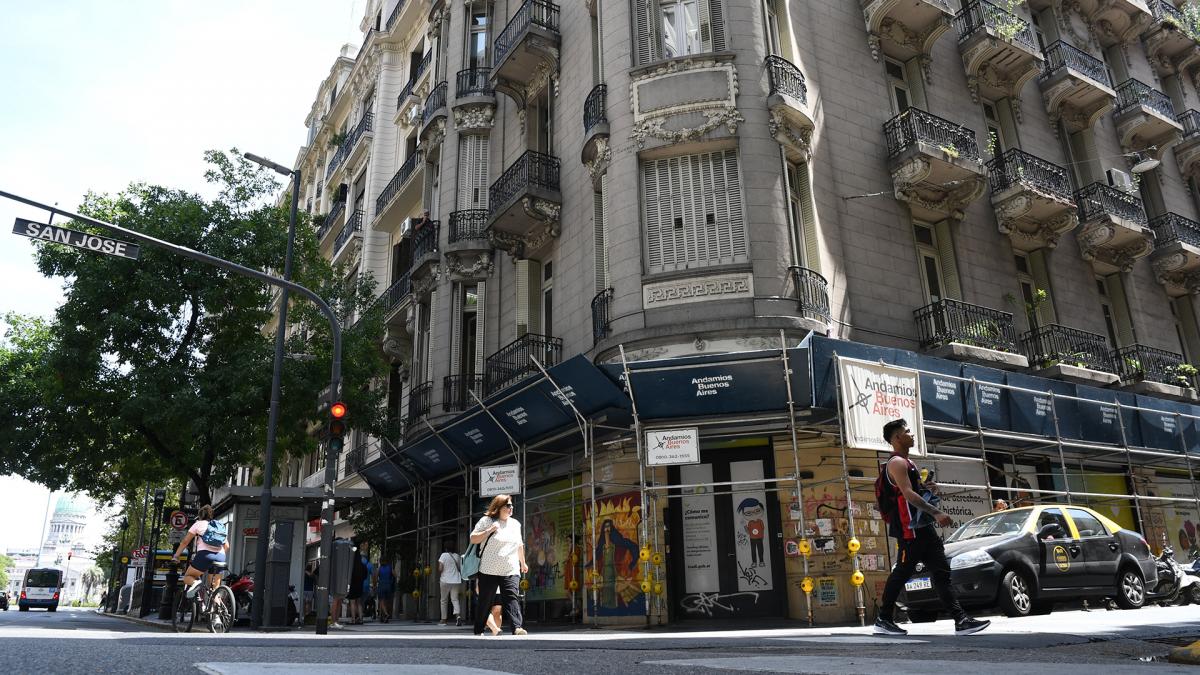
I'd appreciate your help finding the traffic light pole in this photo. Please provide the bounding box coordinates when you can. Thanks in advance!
[0,189,343,632]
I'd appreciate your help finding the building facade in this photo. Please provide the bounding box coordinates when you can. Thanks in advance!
[276,0,1200,625]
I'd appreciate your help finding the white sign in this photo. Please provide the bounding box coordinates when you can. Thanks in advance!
[731,460,773,592]
[12,218,141,260]
[680,464,719,593]
[480,463,521,497]
[925,458,992,531]
[646,428,700,466]
[837,357,924,455]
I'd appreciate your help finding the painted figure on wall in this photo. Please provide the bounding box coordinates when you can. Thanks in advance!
[737,497,766,567]
[585,492,645,617]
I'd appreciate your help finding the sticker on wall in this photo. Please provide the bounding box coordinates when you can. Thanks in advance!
[817,577,839,607]
[815,519,833,536]
[784,539,800,557]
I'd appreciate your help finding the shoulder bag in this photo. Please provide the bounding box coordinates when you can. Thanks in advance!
[461,521,495,580]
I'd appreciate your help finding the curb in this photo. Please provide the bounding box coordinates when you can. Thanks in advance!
[96,610,172,631]
[1169,639,1200,665]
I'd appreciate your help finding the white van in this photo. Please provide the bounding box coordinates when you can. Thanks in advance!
[18,568,63,611]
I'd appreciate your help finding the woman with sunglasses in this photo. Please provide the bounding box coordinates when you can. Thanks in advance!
[469,494,528,636]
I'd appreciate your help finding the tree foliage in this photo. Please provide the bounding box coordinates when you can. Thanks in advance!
[0,554,12,590]
[0,150,390,504]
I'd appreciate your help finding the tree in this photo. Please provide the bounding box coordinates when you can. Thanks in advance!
[80,567,105,601]
[0,554,13,590]
[0,150,390,504]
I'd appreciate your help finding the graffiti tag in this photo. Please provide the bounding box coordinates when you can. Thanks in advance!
[679,591,760,617]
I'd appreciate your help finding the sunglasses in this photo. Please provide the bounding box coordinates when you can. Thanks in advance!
[503,503,515,509]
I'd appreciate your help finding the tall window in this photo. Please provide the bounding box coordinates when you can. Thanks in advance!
[983,101,1008,157]
[468,10,488,69]
[541,261,554,339]
[635,0,724,65]
[459,284,478,375]
[786,160,819,271]
[1171,299,1195,362]
[642,150,747,273]
[914,222,946,304]
[1014,253,1046,328]
[1096,277,1120,348]
[764,0,781,56]
[528,94,553,154]
[885,58,910,114]
[457,135,489,210]
[662,0,700,58]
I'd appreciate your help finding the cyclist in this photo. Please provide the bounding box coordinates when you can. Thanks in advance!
[171,505,230,599]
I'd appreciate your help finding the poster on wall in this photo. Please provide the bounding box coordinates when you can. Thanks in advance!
[925,458,992,531]
[584,491,646,617]
[680,464,719,593]
[837,357,924,455]
[524,478,582,602]
[730,460,774,592]
[646,428,700,466]
[1158,478,1200,558]
[480,464,521,497]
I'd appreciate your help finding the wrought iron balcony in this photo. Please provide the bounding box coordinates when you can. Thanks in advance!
[345,441,367,475]
[954,0,1037,52]
[449,209,489,242]
[407,381,433,424]
[987,148,1071,200]
[456,68,493,98]
[490,151,560,208]
[1039,40,1110,87]
[914,298,1019,353]
[1022,324,1115,373]
[1114,343,1191,387]
[379,271,412,320]
[987,149,1077,250]
[484,332,563,396]
[583,84,607,134]
[376,149,423,216]
[1037,40,1115,133]
[1176,110,1200,178]
[492,0,561,101]
[410,219,439,266]
[385,0,408,32]
[1145,0,1200,77]
[397,51,432,108]
[1149,213,1200,295]
[325,113,374,181]
[334,208,363,254]
[443,374,485,413]
[861,0,955,63]
[788,266,831,326]
[1115,78,1176,119]
[1150,212,1200,249]
[955,0,1042,102]
[884,108,979,161]
[591,287,613,345]
[765,55,808,106]
[1075,182,1147,225]
[320,200,347,242]
[422,81,448,126]
[1113,78,1182,155]
[487,151,561,255]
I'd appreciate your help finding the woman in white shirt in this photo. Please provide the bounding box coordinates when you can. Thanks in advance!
[436,541,462,625]
[469,494,528,636]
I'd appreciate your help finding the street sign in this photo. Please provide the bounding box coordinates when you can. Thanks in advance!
[169,510,188,530]
[168,529,185,546]
[12,217,140,260]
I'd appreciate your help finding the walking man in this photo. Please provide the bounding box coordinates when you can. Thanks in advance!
[874,418,989,636]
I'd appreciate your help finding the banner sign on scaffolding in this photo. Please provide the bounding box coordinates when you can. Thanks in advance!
[836,357,923,454]
[480,463,521,497]
[646,428,700,466]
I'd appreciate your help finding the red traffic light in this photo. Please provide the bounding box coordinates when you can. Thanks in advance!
[330,402,347,419]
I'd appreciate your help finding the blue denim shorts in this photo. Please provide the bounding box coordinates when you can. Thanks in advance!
[192,550,226,572]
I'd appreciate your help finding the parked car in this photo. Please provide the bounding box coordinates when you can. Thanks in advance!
[0,591,8,610]
[900,505,1156,619]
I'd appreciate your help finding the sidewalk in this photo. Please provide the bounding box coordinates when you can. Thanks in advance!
[96,609,173,631]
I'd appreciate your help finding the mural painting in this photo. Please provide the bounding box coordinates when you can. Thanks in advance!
[585,491,645,617]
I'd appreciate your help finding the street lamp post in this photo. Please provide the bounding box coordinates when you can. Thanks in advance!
[244,152,301,630]
[140,489,166,618]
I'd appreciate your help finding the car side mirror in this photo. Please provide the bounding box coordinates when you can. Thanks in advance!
[1037,523,1063,539]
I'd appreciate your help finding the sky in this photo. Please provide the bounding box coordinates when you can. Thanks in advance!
[0,0,364,550]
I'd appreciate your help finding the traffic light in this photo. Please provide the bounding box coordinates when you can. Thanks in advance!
[328,402,347,453]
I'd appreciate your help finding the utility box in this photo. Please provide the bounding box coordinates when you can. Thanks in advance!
[330,538,353,598]
[265,520,294,626]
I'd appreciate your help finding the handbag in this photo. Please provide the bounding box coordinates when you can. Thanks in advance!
[461,523,495,580]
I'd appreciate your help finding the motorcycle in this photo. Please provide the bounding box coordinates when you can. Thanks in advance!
[1177,552,1200,606]
[1150,546,1200,606]
[225,571,254,624]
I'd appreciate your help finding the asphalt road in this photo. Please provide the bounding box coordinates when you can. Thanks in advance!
[1,605,1198,674]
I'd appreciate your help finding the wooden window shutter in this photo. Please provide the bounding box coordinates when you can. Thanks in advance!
[1107,274,1136,347]
[475,281,486,374]
[450,282,462,377]
[515,259,531,337]
[426,290,438,382]
[700,0,726,53]
[634,0,661,65]
[475,136,489,208]
[457,139,472,210]
[795,163,821,274]
[723,149,746,261]
[594,175,610,293]
[642,150,746,273]
[457,135,490,210]
[932,220,962,300]
[1027,249,1058,325]
[642,158,665,271]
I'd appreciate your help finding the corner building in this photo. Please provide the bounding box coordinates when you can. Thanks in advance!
[281,0,1200,626]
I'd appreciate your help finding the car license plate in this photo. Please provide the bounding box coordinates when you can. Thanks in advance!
[905,577,932,592]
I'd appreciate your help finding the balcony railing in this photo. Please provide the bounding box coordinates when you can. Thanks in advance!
[954,0,1038,52]
[1039,40,1111,86]
[591,287,614,345]
[376,150,423,214]
[765,55,808,106]
[485,332,563,395]
[1114,343,1190,386]
[411,219,439,262]
[1115,78,1177,119]
[443,374,486,413]
[397,51,432,106]
[407,381,433,423]
[986,148,1072,200]
[584,84,607,134]
[914,298,1019,353]
[884,107,980,161]
[345,441,367,475]
[1179,109,1200,139]
[382,413,405,444]
[422,81,448,125]
[324,113,374,180]
[335,209,364,253]
[788,266,831,324]
[1150,212,1200,249]
[1074,182,1147,225]
[489,150,561,214]
[320,200,346,241]
[449,209,489,242]
[1150,0,1185,25]
[456,67,493,97]
[1022,324,1115,373]
[495,0,560,66]
[379,271,412,316]
[385,0,408,31]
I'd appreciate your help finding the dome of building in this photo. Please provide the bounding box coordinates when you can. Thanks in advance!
[53,494,89,518]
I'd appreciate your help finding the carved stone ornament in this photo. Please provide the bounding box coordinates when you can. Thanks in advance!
[1175,136,1200,178]
[629,55,741,148]
[1152,251,1190,278]
[381,335,412,365]
[768,109,813,162]
[421,116,446,149]
[444,251,495,280]
[584,136,611,190]
[860,0,951,79]
[453,103,495,131]
[890,156,985,216]
[488,202,560,259]
[412,263,442,296]
[631,108,746,149]
[1077,222,1154,271]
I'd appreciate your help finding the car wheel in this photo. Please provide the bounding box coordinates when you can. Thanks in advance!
[906,609,939,623]
[997,569,1034,617]
[1115,567,1146,610]
[1189,585,1200,606]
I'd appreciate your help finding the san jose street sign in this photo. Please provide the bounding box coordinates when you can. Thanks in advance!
[12,217,140,260]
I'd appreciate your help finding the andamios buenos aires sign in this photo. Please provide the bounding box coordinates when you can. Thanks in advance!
[646,428,700,466]
[837,356,924,455]
[480,463,520,497]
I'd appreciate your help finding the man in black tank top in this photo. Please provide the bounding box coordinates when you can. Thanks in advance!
[874,419,990,637]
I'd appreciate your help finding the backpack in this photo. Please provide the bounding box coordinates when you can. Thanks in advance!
[200,520,227,547]
[874,461,898,525]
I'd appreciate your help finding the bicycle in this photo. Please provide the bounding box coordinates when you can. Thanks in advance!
[172,560,234,633]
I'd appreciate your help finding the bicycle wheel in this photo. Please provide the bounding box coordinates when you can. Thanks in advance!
[172,591,195,633]
[209,586,234,634]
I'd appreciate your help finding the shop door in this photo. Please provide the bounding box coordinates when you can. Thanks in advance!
[668,446,785,619]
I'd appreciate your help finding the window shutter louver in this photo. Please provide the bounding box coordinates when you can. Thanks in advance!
[515,259,531,337]
[594,177,610,292]
[724,149,745,260]
[643,160,664,270]
[933,220,962,300]
[457,140,472,211]
[635,0,660,65]
[642,150,746,273]
[700,0,725,52]
[1028,249,1057,325]
[795,163,821,273]
[475,281,486,374]
[427,290,438,382]
[457,135,490,210]
[1108,275,1136,347]
[475,136,489,208]
[450,282,462,376]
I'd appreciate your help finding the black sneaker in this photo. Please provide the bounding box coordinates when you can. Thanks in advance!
[873,618,908,636]
[954,617,990,635]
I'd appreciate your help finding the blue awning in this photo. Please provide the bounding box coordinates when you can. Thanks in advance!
[358,454,417,498]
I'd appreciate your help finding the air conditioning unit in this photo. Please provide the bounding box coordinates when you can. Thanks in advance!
[405,105,421,127]
[400,217,414,238]
[1107,168,1134,192]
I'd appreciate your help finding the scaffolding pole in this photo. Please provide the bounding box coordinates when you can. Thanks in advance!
[779,331,813,624]
[831,353,866,626]
[618,344,651,628]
